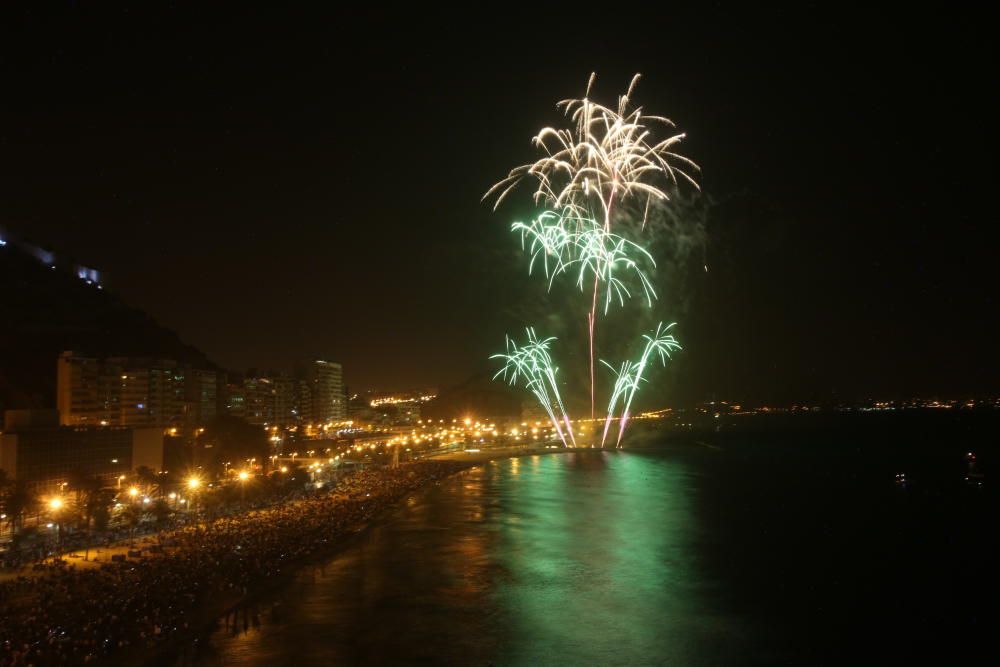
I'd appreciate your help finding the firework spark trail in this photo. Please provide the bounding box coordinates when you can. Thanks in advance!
[514,212,659,421]
[484,73,700,229]
[600,322,682,448]
[491,329,577,447]
[600,358,635,447]
[511,209,581,289]
[486,74,698,426]
[489,74,696,446]
[568,225,657,313]
[512,210,657,312]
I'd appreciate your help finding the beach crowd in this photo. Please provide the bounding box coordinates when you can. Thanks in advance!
[0,461,465,666]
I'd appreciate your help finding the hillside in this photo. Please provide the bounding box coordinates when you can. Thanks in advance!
[0,240,214,411]
[421,371,523,422]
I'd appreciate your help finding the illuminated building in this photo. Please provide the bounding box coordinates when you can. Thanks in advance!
[242,376,273,424]
[56,352,121,426]
[225,383,247,418]
[308,360,346,422]
[116,363,186,428]
[185,369,221,425]
[273,375,296,426]
[226,373,297,426]
[294,379,313,425]
[57,351,217,429]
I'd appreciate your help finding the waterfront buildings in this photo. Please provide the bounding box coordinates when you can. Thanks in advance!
[273,375,296,426]
[295,378,313,425]
[308,360,346,423]
[185,369,219,425]
[55,353,120,426]
[57,351,222,429]
[0,409,163,491]
[224,382,247,419]
[222,373,298,427]
[50,351,348,448]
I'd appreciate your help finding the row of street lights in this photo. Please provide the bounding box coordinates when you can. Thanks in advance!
[41,471,255,554]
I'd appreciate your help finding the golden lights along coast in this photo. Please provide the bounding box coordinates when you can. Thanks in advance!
[0,408,622,667]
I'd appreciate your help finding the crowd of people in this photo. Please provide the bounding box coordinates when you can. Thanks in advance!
[0,461,466,666]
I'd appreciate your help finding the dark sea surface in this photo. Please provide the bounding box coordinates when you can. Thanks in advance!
[173,412,997,666]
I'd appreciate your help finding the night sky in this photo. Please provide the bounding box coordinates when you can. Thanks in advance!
[1,5,995,402]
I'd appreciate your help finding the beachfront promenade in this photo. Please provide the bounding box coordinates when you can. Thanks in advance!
[0,461,466,667]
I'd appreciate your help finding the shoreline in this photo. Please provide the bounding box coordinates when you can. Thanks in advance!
[144,446,576,665]
[155,443,684,665]
[138,461,489,667]
[1,462,470,667]
[141,465,485,667]
[146,445,614,667]
[428,443,573,464]
[4,442,696,666]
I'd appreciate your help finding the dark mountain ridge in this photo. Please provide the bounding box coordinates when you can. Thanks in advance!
[0,236,215,411]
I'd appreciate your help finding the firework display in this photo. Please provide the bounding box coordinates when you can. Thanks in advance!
[487,74,699,446]
[492,329,577,448]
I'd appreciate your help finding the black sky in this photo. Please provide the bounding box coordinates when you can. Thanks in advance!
[1,5,996,402]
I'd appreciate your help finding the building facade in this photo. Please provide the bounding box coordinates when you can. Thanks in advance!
[0,410,163,492]
[57,351,219,430]
[185,369,220,426]
[310,360,346,423]
[56,353,121,426]
[225,383,247,419]
[294,379,313,425]
[273,375,296,427]
[242,376,273,425]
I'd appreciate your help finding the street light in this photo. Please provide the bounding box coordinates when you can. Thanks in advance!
[238,470,249,506]
[128,486,139,499]
[187,476,201,514]
[49,498,63,552]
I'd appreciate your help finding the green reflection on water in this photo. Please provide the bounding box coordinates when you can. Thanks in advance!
[180,451,732,667]
[491,451,708,666]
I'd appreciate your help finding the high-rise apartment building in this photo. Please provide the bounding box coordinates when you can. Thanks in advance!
[242,376,274,425]
[116,363,186,428]
[56,351,217,429]
[232,373,298,427]
[56,352,120,426]
[185,369,220,426]
[294,379,313,425]
[225,383,247,419]
[273,375,296,427]
[310,360,345,422]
